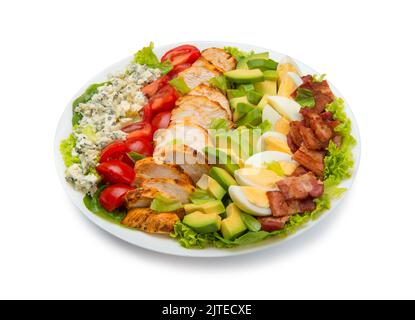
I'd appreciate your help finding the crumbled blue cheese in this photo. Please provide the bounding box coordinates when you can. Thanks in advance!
[65,63,160,194]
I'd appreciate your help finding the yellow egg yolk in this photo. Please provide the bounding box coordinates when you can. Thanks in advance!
[241,187,270,208]
[274,117,290,135]
[278,75,297,98]
[277,63,300,86]
[279,161,299,175]
[238,168,283,188]
[264,136,292,155]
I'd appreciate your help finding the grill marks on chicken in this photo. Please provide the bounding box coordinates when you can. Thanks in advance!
[122,208,180,234]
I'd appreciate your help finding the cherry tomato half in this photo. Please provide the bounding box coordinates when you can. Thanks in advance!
[149,85,178,114]
[151,111,171,130]
[168,63,192,78]
[161,45,201,67]
[125,137,154,157]
[99,184,135,212]
[100,141,127,163]
[96,160,135,185]
[141,75,169,98]
[122,121,153,138]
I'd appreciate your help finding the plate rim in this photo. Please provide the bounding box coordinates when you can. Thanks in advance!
[54,41,361,258]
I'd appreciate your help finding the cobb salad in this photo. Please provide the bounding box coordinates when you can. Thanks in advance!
[60,43,355,249]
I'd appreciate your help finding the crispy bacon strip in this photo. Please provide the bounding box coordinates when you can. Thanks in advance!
[297,76,335,114]
[277,172,324,200]
[258,216,290,232]
[299,126,327,150]
[266,191,317,217]
[293,145,325,177]
[290,166,309,177]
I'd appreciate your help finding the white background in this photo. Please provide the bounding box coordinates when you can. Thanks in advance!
[1,0,414,300]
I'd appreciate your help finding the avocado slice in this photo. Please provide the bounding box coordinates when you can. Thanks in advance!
[224,69,264,84]
[184,200,226,215]
[183,211,222,234]
[221,203,248,240]
[230,96,252,110]
[227,89,245,100]
[236,108,262,127]
[209,167,237,190]
[234,102,255,122]
[237,84,255,92]
[204,146,240,175]
[263,70,278,81]
[196,174,226,200]
[237,52,270,69]
[247,90,264,105]
[254,80,277,96]
[247,59,278,71]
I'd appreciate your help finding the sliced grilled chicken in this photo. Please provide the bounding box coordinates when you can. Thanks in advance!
[188,84,232,119]
[125,188,153,209]
[122,208,179,234]
[201,48,237,72]
[172,96,232,129]
[153,121,213,157]
[134,157,193,186]
[178,58,220,89]
[155,144,210,183]
[141,178,195,204]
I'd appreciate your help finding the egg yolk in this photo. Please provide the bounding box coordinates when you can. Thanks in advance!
[264,136,292,155]
[277,63,300,85]
[278,75,297,98]
[274,117,290,135]
[241,187,270,208]
[279,161,298,175]
[238,168,283,188]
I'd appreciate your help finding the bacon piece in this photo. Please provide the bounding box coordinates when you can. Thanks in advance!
[296,76,335,114]
[290,166,309,177]
[301,109,334,143]
[299,126,327,150]
[293,145,325,177]
[277,172,324,200]
[287,133,298,153]
[288,121,304,147]
[258,216,290,232]
[266,191,290,217]
[267,191,317,217]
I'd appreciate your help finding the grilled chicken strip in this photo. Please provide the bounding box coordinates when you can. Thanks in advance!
[178,58,220,89]
[201,48,237,72]
[172,96,232,129]
[155,144,210,183]
[188,84,232,119]
[134,157,193,186]
[122,208,179,234]
[153,121,213,156]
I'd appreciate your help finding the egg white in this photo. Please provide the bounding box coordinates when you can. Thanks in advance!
[229,186,271,216]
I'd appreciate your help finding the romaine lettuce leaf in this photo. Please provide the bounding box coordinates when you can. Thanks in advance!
[60,134,80,167]
[134,42,172,74]
[295,88,315,107]
[223,47,254,62]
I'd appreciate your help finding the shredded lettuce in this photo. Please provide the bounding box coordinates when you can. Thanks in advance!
[169,77,190,95]
[134,42,172,75]
[312,74,327,82]
[324,98,356,187]
[224,47,254,62]
[60,134,80,167]
[209,75,229,93]
[295,88,315,107]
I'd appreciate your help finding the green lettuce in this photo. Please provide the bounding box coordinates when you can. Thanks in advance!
[224,47,254,62]
[134,42,172,74]
[295,88,315,107]
[169,77,190,95]
[60,134,79,167]
[171,222,215,249]
[209,75,229,93]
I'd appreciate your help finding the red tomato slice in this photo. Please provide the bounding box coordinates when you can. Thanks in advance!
[151,111,171,130]
[125,137,154,156]
[161,45,201,67]
[99,141,127,163]
[149,85,178,114]
[123,121,153,139]
[168,63,192,78]
[142,103,153,123]
[96,160,135,185]
[99,184,135,212]
[141,75,169,98]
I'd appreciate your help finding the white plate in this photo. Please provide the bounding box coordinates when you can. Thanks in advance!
[54,41,361,258]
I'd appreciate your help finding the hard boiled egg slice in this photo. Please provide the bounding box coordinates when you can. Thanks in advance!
[234,168,283,191]
[256,131,292,155]
[262,105,291,135]
[277,56,302,86]
[229,186,271,216]
[245,151,296,169]
[268,96,303,121]
[278,72,304,98]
